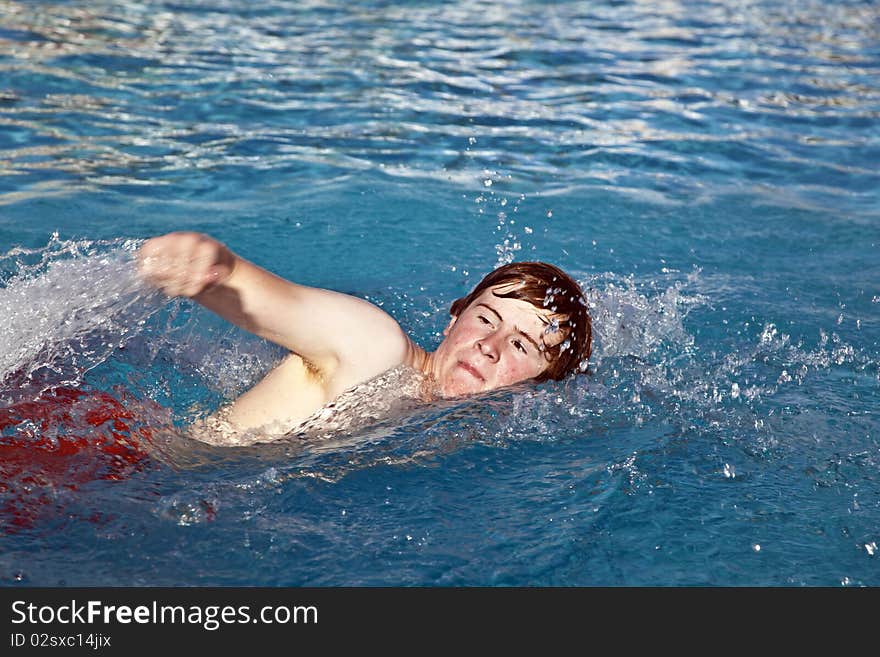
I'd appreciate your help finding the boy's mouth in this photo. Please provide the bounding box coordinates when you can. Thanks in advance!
[457,361,485,382]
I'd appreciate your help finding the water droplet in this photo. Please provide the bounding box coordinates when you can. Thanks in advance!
[546,210,553,218]
[753,544,761,552]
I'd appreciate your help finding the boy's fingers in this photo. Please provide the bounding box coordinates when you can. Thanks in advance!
[136,241,229,298]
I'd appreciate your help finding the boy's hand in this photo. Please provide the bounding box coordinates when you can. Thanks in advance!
[137,232,236,298]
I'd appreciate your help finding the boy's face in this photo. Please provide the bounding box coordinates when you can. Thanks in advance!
[431,284,564,397]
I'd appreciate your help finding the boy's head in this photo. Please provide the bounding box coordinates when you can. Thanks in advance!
[431,261,592,397]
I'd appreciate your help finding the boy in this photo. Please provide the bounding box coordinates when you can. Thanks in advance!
[138,232,592,442]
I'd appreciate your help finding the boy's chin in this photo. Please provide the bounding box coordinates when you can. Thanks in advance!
[438,376,485,398]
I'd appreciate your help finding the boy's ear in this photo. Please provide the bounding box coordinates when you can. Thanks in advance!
[442,314,458,336]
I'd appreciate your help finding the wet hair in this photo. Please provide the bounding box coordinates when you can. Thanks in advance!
[449,261,592,382]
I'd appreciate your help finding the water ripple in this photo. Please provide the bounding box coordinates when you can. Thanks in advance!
[0,0,877,209]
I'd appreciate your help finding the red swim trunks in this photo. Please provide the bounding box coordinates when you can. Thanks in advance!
[0,386,153,531]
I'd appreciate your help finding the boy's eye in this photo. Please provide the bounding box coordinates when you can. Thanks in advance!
[478,315,491,325]
[513,340,527,354]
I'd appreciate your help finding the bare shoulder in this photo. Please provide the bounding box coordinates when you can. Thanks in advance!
[325,298,421,396]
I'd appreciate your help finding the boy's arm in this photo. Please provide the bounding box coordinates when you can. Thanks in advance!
[137,232,412,392]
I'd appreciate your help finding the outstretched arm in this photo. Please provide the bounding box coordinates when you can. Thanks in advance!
[137,232,413,395]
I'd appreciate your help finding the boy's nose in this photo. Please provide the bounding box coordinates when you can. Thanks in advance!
[477,337,499,362]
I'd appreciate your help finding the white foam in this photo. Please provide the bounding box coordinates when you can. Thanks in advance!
[0,235,163,389]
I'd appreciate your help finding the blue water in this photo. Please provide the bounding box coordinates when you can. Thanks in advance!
[1,0,878,586]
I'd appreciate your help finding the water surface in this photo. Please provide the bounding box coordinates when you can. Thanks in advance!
[0,0,878,586]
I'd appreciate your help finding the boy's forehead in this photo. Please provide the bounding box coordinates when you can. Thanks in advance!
[479,282,547,315]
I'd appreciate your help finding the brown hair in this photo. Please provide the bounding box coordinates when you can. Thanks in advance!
[450,261,592,382]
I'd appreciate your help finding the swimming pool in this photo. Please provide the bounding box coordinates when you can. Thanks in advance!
[1,0,877,586]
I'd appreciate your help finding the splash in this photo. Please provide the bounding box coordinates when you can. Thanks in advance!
[0,234,164,395]
[584,270,706,364]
